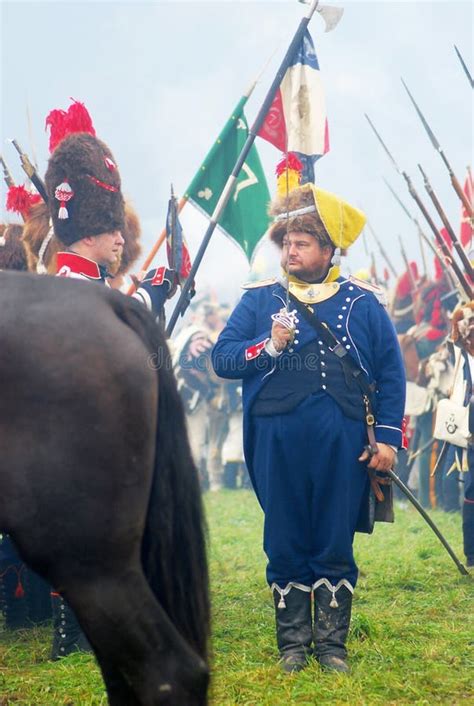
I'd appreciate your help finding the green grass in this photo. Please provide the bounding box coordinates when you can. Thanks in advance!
[1,491,473,705]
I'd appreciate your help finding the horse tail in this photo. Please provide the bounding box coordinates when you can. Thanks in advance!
[111,294,210,662]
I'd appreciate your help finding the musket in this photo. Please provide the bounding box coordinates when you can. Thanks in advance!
[365,113,473,300]
[166,0,324,336]
[362,227,369,257]
[398,235,418,294]
[417,223,428,278]
[9,139,48,203]
[370,252,379,285]
[385,469,469,576]
[407,436,436,466]
[361,228,378,282]
[401,78,473,217]
[0,155,15,188]
[454,45,474,89]
[417,164,474,280]
[383,177,457,286]
[365,219,398,278]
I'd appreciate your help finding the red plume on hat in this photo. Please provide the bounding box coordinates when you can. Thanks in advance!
[6,184,42,219]
[275,153,303,198]
[44,99,97,223]
[45,99,96,153]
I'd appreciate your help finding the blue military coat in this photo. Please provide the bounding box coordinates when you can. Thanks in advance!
[212,276,405,483]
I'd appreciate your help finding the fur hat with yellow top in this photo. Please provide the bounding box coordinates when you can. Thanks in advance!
[268,153,366,283]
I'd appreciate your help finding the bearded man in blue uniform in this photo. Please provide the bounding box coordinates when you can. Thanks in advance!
[212,179,405,674]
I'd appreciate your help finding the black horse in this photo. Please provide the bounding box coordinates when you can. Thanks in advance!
[0,271,210,705]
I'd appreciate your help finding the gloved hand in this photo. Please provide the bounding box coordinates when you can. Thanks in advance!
[141,267,178,298]
[133,267,178,314]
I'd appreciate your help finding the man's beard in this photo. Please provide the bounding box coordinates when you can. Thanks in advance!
[286,263,330,283]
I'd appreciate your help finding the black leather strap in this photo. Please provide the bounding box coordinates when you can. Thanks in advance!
[288,292,375,401]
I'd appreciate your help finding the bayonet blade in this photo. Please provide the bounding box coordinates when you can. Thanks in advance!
[454,45,474,88]
[401,78,441,152]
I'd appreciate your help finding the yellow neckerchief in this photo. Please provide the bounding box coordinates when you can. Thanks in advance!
[283,266,341,305]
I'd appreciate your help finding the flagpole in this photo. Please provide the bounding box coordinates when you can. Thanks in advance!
[167,0,321,336]
[125,196,186,295]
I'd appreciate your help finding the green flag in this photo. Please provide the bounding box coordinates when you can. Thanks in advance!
[184,97,270,262]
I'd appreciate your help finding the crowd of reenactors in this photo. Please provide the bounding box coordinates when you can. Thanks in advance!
[388,251,473,565]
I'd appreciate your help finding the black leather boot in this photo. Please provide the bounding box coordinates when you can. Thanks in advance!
[272,583,312,673]
[313,579,353,673]
[24,569,52,624]
[50,593,91,659]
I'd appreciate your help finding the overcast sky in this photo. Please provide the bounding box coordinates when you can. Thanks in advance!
[1,0,472,309]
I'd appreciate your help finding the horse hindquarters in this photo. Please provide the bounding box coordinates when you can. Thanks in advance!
[0,276,209,705]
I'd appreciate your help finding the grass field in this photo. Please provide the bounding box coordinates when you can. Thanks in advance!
[1,490,473,705]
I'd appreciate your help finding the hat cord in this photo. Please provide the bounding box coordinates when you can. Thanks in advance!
[331,200,343,267]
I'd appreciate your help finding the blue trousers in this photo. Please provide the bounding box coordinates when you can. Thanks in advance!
[252,392,369,588]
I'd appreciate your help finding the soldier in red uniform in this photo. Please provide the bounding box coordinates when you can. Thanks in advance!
[45,131,175,315]
[42,129,174,658]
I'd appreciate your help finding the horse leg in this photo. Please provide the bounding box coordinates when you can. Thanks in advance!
[93,656,141,706]
[66,569,208,706]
